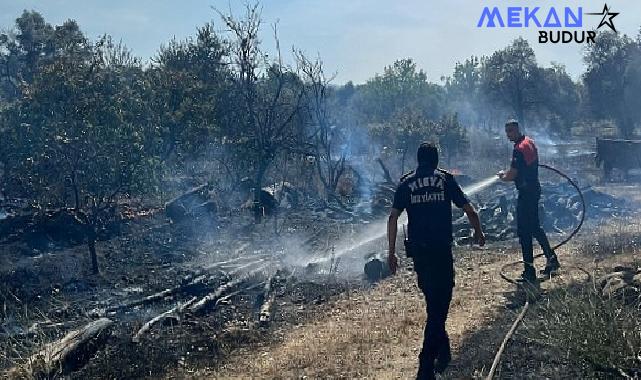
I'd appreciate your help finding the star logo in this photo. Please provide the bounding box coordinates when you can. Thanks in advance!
[587,4,619,33]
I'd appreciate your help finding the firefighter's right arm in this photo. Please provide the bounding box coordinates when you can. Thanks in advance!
[498,168,517,182]
[463,203,485,246]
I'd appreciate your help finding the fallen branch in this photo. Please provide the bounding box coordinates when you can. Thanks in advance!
[258,277,275,326]
[11,318,113,378]
[132,297,198,343]
[189,264,267,315]
[215,281,266,307]
[109,274,207,312]
[203,254,270,272]
[133,281,269,344]
[377,158,394,184]
[227,258,269,275]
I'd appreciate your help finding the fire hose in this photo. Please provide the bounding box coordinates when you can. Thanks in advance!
[498,164,587,285]
[487,164,589,380]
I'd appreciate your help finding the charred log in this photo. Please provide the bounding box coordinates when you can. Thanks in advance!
[9,318,113,378]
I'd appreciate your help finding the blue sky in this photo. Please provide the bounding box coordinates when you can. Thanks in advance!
[1,1,640,84]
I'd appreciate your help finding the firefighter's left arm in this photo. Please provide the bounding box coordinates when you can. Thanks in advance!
[463,203,486,246]
[387,208,401,274]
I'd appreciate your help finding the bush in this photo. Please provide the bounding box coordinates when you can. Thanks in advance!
[525,284,641,377]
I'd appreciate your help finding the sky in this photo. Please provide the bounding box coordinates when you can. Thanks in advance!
[1,0,640,84]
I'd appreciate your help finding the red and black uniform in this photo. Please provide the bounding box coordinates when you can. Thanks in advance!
[392,166,469,377]
[511,136,555,278]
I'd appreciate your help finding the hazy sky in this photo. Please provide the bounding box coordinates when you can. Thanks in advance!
[1,1,640,84]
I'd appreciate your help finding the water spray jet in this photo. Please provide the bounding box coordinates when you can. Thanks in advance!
[307,174,501,267]
[306,164,584,279]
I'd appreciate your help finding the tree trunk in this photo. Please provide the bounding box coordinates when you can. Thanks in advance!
[86,222,99,275]
[253,160,269,223]
[71,171,80,211]
[377,158,394,184]
[258,277,275,326]
[88,240,98,275]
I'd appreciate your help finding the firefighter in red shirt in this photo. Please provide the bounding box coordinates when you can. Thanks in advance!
[498,120,560,282]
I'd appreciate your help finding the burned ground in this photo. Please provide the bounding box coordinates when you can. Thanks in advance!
[1,147,640,379]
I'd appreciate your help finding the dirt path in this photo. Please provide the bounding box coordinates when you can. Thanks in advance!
[171,237,618,379]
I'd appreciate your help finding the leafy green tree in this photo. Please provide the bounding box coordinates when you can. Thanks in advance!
[444,56,496,131]
[482,37,541,125]
[369,106,440,176]
[539,63,580,136]
[583,31,638,138]
[354,58,444,123]
[0,11,53,100]
[438,113,469,164]
[623,47,641,135]
[7,33,159,273]
[148,23,230,162]
[13,10,55,83]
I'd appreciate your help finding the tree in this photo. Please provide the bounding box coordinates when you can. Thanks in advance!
[296,52,346,200]
[148,23,230,163]
[444,56,495,130]
[539,63,580,136]
[584,31,641,138]
[482,37,541,125]
[623,47,641,135]
[219,4,305,221]
[369,106,440,177]
[7,34,159,273]
[0,11,54,100]
[438,113,469,164]
[354,58,444,123]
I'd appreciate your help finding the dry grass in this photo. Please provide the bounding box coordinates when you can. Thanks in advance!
[579,215,641,260]
[1,300,68,379]
[493,217,641,379]
[521,284,641,378]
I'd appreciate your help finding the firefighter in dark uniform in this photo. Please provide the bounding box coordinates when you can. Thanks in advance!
[387,143,485,380]
[498,120,560,282]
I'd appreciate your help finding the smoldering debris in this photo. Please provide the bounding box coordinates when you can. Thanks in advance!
[598,266,641,303]
[455,182,632,245]
[165,184,217,223]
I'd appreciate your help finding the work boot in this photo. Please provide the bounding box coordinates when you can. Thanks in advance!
[416,356,436,380]
[541,255,560,276]
[416,365,436,380]
[516,269,537,284]
[434,340,451,373]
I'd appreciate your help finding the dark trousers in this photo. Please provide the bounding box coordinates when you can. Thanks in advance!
[516,190,555,274]
[412,247,454,376]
